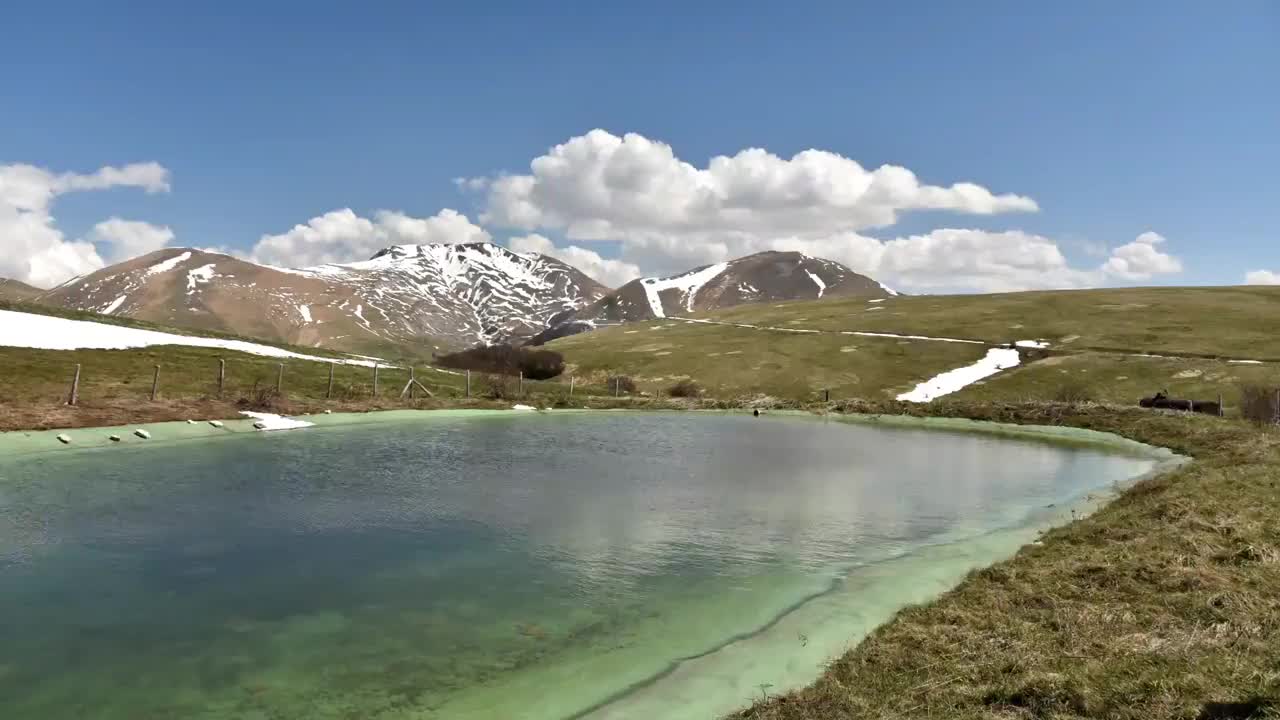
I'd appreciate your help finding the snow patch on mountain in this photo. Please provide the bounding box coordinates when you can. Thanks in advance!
[186,264,217,294]
[101,295,127,315]
[146,251,192,276]
[640,263,729,318]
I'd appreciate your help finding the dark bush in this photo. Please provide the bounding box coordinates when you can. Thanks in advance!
[607,375,637,395]
[668,379,702,398]
[436,345,565,380]
[1053,380,1094,404]
[484,374,514,400]
[1239,385,1278,424]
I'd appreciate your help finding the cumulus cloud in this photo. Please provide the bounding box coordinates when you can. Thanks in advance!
[1100,231,1182,281]
[462,130,1189,292]
[509,234,641,287]
[1244,270,1280,285]
[472,129,1037,240]
[0,162,171,287]
[89,218,176,262]
[249,208,491,268]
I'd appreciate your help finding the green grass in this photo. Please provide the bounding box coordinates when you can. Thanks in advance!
[955,352,1280,409]
[703,285,1280,359]
[731,402,1280,720]
[547,319,988,400]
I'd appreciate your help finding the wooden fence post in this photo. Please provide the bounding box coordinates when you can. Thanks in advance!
[67,364,81,406]
[1218,393,1224,417]
[409,367,416,400]
[218,358,226,398]
[824,388,830,402]
[465,369,471,398]
[373,363,379,396]
[519,371,524,397]
[569,376,575,398]
[326,363,335,399]
[276,363,284,395]
[151,365,160,401]
[614,378,620,397]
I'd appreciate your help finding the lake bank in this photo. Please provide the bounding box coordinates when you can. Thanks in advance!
[730,402,1280,720]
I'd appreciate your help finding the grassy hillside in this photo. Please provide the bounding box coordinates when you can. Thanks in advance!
[0,304,611,431]
[548,319,988,400]
[549,286,1280,407]
[706,285,1280,359]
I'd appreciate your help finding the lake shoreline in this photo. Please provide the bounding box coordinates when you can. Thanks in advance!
[5,401,1268,720]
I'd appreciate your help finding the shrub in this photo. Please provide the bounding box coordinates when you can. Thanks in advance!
[668,379,703,398]
[1053,381,1094,404]
[436,345,565,380]
[484,374,515,400]
[606,375,637,395]
[1239,385,1278,424]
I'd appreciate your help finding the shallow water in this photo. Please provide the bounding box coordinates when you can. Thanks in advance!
[0,412,1156,719]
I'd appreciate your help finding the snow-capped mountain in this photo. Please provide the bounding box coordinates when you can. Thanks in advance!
[541,251,892,335]
[41,243,609,356]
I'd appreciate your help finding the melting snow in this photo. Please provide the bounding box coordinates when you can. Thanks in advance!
[297,304,312,323]
[0,309,384,367]
[186,264,217,294]
[101,295,127,315]
[868,298,885,303]
[640,263,729,318]
[803,270,827,298]
[145,251,192,276]
[240,411,315,431]
[1015,340,1050,349]
[877,281,899,296]
[511,404,536,411]
[1229,359,1263,365]
[897,348,1022,403]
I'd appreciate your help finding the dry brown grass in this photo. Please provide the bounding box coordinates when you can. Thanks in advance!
[730,401,1280,720]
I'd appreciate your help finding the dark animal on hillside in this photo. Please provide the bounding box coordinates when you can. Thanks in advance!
[1138,390,1222,416]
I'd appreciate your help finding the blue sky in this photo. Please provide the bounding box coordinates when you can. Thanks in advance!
[2,1,1277,291]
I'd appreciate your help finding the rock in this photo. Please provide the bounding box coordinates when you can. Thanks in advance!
[56,433,71,444]
[108,435,121,442]
[133,429,151,439]
[253,421,268,430]
[186,419,197,424]
[209,420,224,428]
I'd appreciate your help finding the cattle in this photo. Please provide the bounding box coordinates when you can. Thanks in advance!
[1139,390,1222,416]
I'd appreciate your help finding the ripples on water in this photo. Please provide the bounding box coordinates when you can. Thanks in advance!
[0,412,1154,719]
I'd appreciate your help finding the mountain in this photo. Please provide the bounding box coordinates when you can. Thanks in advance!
[0,278,42,302]
[41,243,610,356]
[528,251,893,344]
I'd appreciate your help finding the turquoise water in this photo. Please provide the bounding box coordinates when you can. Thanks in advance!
[0,412,1156,719]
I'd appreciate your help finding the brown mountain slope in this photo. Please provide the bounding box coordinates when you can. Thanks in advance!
[42,244,610,356]
[0,278,42,302]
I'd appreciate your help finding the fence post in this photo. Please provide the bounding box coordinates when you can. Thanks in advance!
[326,363,335,399]
[465,369,471,398]
[410,367,416,400]
[218,358,226,398]
[1218,393,1223,418]
[1274,389,1279,424]
[67,364,81,406]
[276,363,284,395]
[373,363,379,396]
[519,371,524,397]
[614,378,620,397]
[150,365,160,401]
[569,376,575,398]
[825,388,830,403]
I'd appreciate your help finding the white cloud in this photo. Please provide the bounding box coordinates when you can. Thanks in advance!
[1244,270,1280,285]
[249,208,491,268]
[0,162,172,287]
[461,131,1190,293]
[473,129,1037,240]
[89,218,176,262]
[1100,231,1182,281]
[509,234,641,287]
